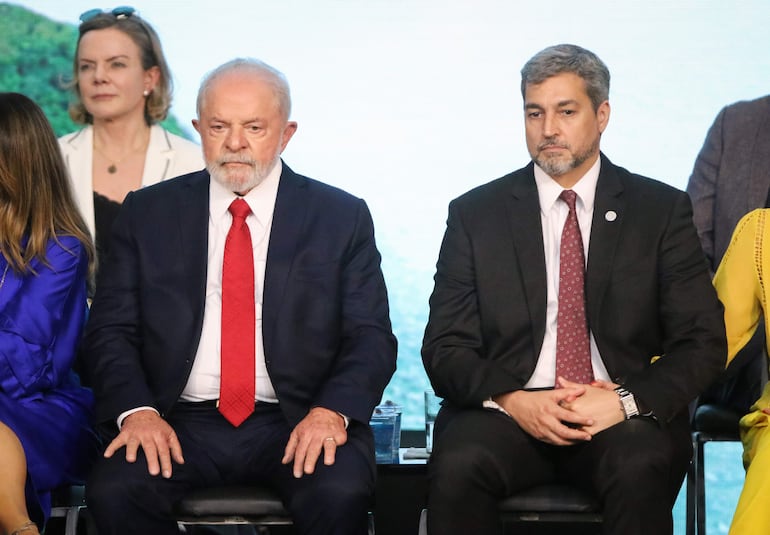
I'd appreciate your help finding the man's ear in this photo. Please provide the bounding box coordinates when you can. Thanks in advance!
[280,121,298,153]
[597,101,610,134]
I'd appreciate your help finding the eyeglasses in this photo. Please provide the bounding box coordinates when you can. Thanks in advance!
[79,6,137,23]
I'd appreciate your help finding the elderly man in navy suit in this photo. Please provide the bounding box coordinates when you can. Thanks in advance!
[422,44,725,535]
[82,57,397,535]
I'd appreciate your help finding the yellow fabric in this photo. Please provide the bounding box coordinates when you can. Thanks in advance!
[714,209,770,534]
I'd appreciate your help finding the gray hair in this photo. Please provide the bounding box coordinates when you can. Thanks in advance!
[520,44,610,111]
[196,58,292,121]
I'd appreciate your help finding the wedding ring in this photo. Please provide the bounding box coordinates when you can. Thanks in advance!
[324,437,336,443]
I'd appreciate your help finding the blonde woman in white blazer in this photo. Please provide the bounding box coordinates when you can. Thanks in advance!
[59,8,203,266]
[60,124,202,237]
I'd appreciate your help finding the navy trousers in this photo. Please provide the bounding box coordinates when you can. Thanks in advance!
[87,402,375,535]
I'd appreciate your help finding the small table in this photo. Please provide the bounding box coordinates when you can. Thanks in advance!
[375,448,429,535]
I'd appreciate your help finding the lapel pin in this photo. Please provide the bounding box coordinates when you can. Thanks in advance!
[605,210,617,222]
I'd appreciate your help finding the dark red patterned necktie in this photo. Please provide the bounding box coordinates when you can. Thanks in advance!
[555,190,594,385]
[219,198,255,426]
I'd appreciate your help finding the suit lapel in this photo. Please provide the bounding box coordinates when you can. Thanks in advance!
[61,127,96,235]
[507,165,548,355]
[262,163,308,353]
[586,155,625,323]
[176,171,210,314]
[748,99,770,209]
[141,126,174,187]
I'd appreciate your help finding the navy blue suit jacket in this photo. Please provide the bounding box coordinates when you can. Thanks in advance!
[83,163,397,434]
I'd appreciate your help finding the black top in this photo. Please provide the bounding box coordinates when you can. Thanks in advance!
[93,191,122,266]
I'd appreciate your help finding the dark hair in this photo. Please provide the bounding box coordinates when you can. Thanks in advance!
[521,44,610,111]
[68,12,172,125]
[0,93,95,282]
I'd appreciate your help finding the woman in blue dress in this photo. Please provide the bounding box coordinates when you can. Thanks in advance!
[0,92,99,535]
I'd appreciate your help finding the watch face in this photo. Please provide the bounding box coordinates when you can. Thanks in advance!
[620,394,639,418]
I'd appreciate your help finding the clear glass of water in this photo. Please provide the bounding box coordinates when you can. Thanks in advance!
[424,390,441,454]
[370,401,402,463]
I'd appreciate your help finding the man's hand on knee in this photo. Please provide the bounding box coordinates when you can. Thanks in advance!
[282,407,347,478]
[104,409,185,479]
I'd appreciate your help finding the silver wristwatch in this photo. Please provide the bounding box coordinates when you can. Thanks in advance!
[614,386,640,419]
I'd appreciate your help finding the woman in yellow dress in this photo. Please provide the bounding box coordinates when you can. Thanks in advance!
[714,208,770,534]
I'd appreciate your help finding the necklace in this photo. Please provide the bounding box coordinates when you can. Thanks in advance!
[93,144,130,174]
[93,132,150,174]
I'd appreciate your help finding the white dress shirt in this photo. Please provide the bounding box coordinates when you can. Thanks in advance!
[525,157,611,388]
[117,161,283,428]
[180,161,282,403]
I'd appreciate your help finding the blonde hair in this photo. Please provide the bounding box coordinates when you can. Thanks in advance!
[68,12,172,125]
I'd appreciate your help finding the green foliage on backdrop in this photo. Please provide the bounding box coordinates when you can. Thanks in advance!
[0,3,190,138]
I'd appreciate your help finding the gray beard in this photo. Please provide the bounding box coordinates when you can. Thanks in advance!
[535,138,599,178]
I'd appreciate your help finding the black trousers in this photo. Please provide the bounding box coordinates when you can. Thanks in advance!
[86,402,375,535]
[426,406,691,535]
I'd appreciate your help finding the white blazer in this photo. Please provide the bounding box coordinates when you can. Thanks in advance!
[59,124,204,238]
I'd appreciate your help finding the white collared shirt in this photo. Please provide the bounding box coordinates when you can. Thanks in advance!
[180,161,282,403]
[524,157,611,388]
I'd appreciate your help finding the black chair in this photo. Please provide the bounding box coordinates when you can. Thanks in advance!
[685,403,743,535]
[174,485,375,534]
[684,332,767,535]
[418,483,602,534]
[48,485,95,535]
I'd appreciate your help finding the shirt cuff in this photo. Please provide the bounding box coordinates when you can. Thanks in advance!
[482,398,511,417]
[338,412,350,429]
[117,406,159,429]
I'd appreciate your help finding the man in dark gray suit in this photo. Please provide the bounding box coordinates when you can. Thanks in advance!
[686,95,770,413]
[422,44,725,535]
[687,95,770,273]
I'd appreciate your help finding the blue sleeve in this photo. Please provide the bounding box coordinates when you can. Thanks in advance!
[0,236,89,398]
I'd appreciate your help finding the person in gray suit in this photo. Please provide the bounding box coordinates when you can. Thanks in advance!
[686,95,770,413]
[687,94,770,272]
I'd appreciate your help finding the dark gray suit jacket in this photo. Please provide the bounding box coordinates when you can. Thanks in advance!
[687,94,770,271]
[423,154,725,426]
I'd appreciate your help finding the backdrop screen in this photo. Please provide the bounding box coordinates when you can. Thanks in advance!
[10,0,770,429]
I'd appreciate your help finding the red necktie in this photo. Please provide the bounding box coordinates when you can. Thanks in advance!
[219,198,256,426]
[555,190,594,385]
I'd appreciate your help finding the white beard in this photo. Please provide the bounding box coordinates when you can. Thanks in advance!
[207,153,279,193]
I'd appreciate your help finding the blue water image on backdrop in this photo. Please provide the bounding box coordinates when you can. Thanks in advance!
[673,442,743,535]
